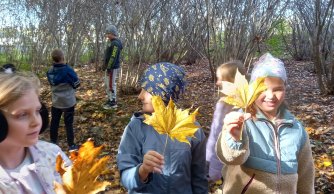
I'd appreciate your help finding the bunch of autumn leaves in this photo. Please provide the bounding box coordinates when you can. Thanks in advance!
[54,71,266,193]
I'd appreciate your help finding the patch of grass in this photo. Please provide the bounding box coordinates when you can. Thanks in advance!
[0,53,7,64]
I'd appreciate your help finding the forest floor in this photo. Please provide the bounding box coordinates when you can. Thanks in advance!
[39,59,334,193]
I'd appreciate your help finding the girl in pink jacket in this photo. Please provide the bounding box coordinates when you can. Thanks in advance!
[0,72,71,194]
[206,60,245,181]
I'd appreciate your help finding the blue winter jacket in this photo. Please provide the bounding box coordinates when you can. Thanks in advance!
[47,63,80,89]
[117,112,208,194]
[46,63,80,108]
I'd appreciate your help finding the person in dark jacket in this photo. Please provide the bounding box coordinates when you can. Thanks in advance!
[46,49,80,151]
[103,24,123,109]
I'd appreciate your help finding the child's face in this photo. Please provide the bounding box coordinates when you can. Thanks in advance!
[216,69,223,87]
[106,33,115,41]
[255,77,285,119]
[138,89,154,113]
[1,89,42,147]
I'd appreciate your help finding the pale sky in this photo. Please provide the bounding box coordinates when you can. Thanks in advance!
[0,1,39,28]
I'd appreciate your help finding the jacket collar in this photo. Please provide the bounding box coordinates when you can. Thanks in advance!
[131,111,145,120]
[255,105,295,127]
[53,63,67,67]
[0,147,37,181]
[0,165,10,180]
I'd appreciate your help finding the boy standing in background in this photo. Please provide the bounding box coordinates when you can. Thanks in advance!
[103,24,123,109]
[47,49,80,151]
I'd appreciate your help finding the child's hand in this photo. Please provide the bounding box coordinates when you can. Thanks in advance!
[54,181,66,194]
[224,112,251,141]
[139,151,164,182]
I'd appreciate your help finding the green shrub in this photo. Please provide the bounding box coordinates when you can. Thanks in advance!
[266,34,285,57]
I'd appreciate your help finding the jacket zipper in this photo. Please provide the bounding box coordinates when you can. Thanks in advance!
[260,119,282,194]
[274,124,281,194]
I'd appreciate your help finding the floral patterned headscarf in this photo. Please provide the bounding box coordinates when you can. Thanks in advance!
[140,62,186,103]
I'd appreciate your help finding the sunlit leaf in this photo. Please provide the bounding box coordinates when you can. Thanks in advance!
[220,70,267,139]
[55,139,111,194]
[323,158,332,167]
[305,127,316,135]
[220,70,266,111]
[322,157,333,167]
[144,96,200,145]
[86,90,94,96]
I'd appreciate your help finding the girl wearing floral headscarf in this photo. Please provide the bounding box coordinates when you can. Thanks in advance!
[216,53,315,193]
[117,62,208,194]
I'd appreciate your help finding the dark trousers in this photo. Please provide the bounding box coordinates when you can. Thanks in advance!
[50,106,75,146]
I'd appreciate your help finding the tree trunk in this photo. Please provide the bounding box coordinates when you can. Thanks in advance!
[312,40,326,93]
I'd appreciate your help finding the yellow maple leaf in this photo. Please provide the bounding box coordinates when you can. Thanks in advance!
[220,69,267,111]
[144,96,200,145]
[55,139,111,194]
[220,70,267,139]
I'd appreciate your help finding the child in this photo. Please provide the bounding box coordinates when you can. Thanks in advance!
[0,72,71,193]
[47,49,80,150]
[206,60,245,182]
[216,53,315,193]
[102,25,123,109]
[117,62,208,193]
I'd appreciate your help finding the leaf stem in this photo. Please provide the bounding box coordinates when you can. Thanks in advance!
[162,135,168,156]
[240,107,247,140]
[239,122,244,140]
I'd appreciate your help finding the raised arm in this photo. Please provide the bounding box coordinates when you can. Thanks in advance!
[216,112,250,165]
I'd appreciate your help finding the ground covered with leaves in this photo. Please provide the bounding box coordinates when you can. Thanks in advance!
[39,60,333,193]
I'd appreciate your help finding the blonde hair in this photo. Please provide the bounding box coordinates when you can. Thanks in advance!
[0,72,40,110]
[216,60,246,83]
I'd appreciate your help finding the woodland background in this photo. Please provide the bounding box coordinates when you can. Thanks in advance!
[0,0,333,193]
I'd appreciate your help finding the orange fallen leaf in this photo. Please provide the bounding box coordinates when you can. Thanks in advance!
[55,139,111,194]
